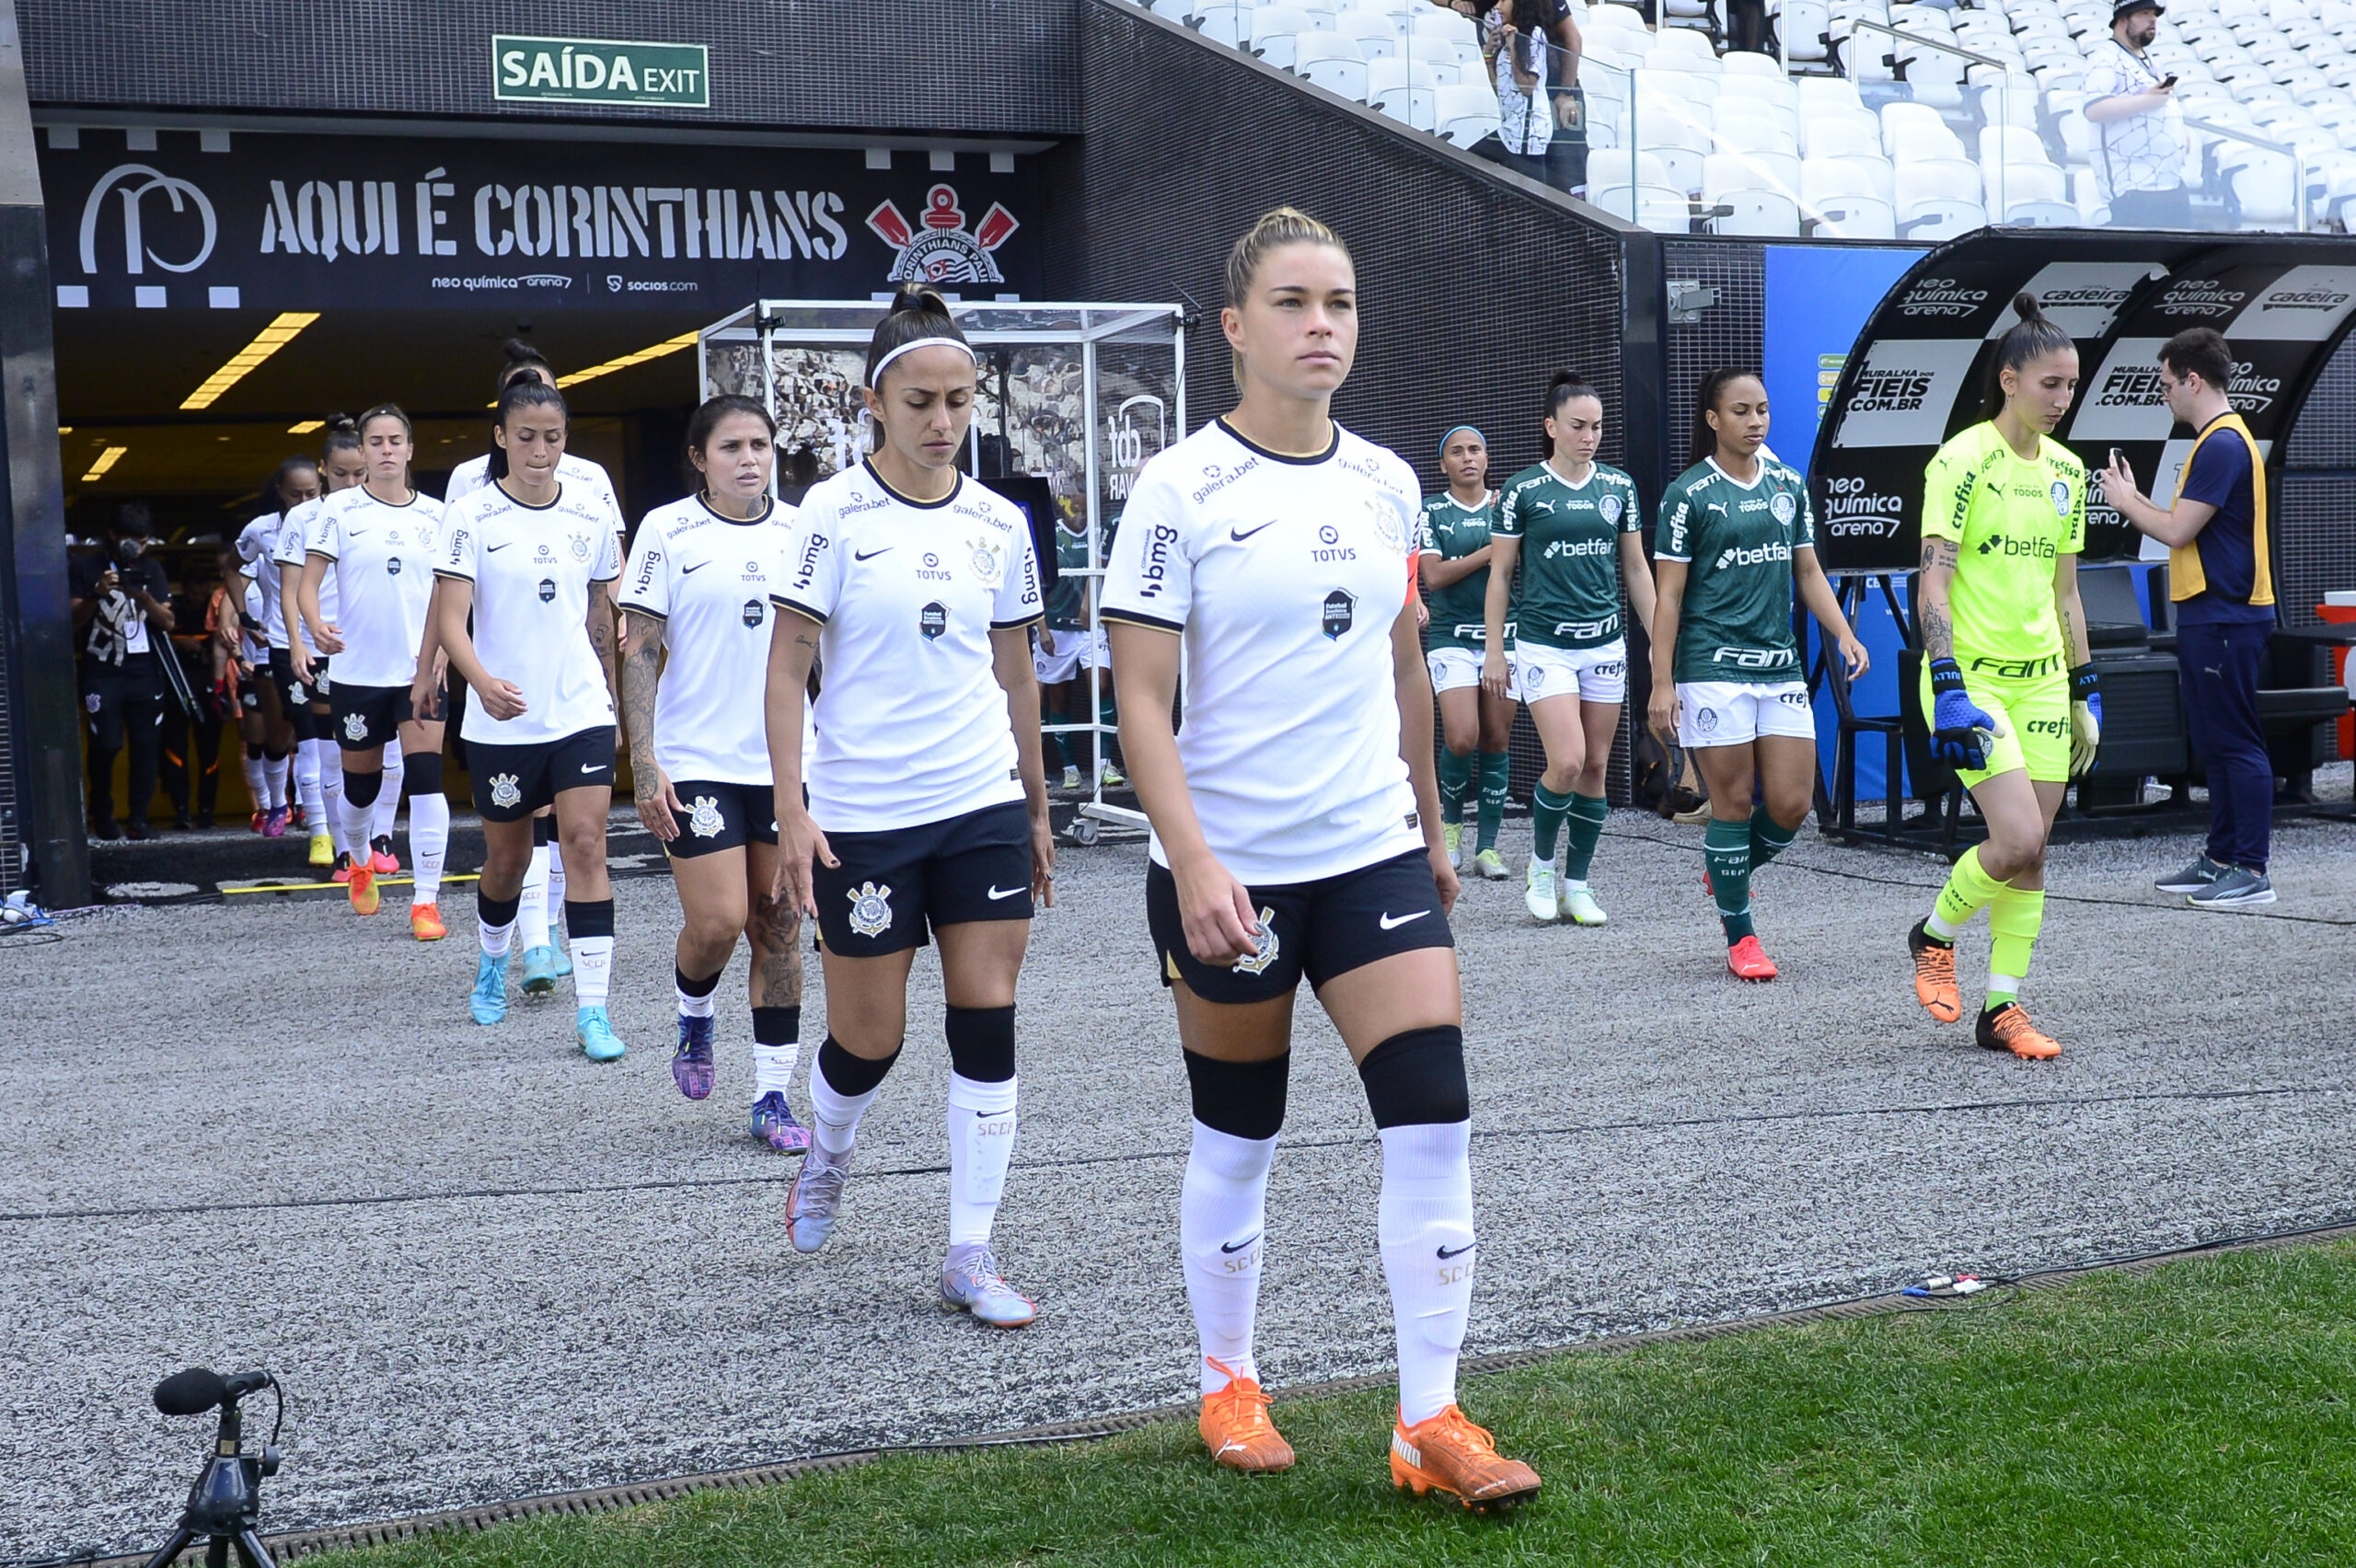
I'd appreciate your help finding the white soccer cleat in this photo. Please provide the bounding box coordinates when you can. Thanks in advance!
[1523,861,1559,923]
[1558,881,1607,926]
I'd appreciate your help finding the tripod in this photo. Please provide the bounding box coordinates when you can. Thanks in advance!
[139,1395,280,1568]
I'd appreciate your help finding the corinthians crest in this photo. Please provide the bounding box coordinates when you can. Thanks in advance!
[1231,906,1280,975]
[847,880,895,939]
[867,185,1018,285]
[489,772,522,809]
[964,535,1005,587]
[687,795,723,838]
[342,711,368,743]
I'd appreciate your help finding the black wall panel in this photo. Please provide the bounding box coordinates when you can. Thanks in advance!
[18,0,1080,136]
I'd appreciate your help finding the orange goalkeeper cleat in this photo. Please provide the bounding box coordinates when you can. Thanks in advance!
[347,862,379,917]
[1909,919,1962,1023]
[1198,1358,1294,1475]
[1390,1404,1541,1513]
[1978,1001,2061,1060]
[410,903,447,941]
[1726,933,1778,982]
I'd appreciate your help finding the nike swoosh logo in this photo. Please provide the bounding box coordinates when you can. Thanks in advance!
[486,543,514,552]
[680,561,709,575]
[1437,1242,1474,1260]
[854,547,893,561]
[1379,910,1428,929]
[581,763,606,774]
[1229,522,1276,542]
[987,884,1024,900]
[1220,1233,1261,1255]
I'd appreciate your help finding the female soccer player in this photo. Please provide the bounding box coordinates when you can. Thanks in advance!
[1418,424,1513,881]
[1103,209,1541,1511]
[1649,370,1867,981]
[1481,373,1654,927]
[1904,295,2096,1060]
[439,341,625,991]
[435,380,629,1060]
[234,456,317,835]
[297,405,450,937]
[621,396,812,1152]
[283,423,369,872]
[764,285,1053,1330]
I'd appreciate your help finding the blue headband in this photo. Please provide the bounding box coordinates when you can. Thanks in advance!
[1439,424,1484,461]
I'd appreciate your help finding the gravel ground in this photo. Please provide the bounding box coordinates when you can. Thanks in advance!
[6,806,2353,1563]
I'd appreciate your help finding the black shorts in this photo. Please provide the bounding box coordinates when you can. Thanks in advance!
[1147,847,1453,1005]
[665,779,780,859]
[813,800,1034,957]
[468,725,617,822]
[271,648,329,708]
[330,682,412,750]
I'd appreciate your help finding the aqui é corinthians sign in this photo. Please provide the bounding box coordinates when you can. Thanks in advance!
[491,35,710,108]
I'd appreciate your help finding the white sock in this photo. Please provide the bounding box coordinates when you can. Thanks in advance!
[409,792,449,903]
[1990,968,2024,1001]
[546,847,568,937]
[1182,1120,1277,1394]
[314,740,348,855]
[752,1041,799,1101]
[338,774,375,864]
[572,935,614,1008]
[1926,911,1962,941]
[1378,1120,1476,1426]
[676,975,719,1019]
[294,744,325,835]
[478,916,514,957]
[264,753,289,810]
[809,1049,889,1157]
[373,737,404,842]
[518,845,550,951]
[946,1072,1019,1247]
[240,754,266,811]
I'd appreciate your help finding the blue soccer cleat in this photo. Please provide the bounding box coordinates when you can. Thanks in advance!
[672,1014,716,1100]
[576,1006,626,1062]
[750,1090,811,1154]
[519,945,561,996]
[468,952,509,1026]
[552,940,573,978]
[940,1245,1038,1328]
[784,1145,851,1252]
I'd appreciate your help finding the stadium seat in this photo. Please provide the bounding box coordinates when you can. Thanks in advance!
[1334,7,1403,58]
[1802,106,1884,157]
[1364,56,1440,127]
[1250,6,1318,67]
[1706,146,1805,200]
[2004,197,2084,225]
[1881,100,1962,158]
[1716,101,1800,154]
[1797,75,1867,116]
[1592,180,1700,231]
[1293,31,1370,97]
[1663,0,1721,36]
[1150,0,1199,24]
[1195,0,1252,44]
[1432,82,1504,145]
[1812,192,1900,236]
[1784,0,1834,63]
[1902,195,1987,236]
[1722,50,1786,76]
[1900,157,1983,213]
[1800,155,1877,202]
[1652,28,1723,68]
[2222,145,2302,225]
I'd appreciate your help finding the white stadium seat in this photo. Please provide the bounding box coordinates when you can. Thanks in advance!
[1293,31,1369,98]
[1249,6,1317,67]
[1431,82,1502,145]
[1812,193,1900,237]
[1722,50,1786,77]
[1334,8,1403,58]
[1903,196,1987,237]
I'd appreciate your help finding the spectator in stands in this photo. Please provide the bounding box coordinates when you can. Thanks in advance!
[2098,329,2276,909]
[2083,0,2189,228]
[1477,0,1583,192]
[70,503,177,840]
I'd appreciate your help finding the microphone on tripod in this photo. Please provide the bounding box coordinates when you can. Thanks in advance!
[154,1368,275,1416]
[140,1367,284,1568]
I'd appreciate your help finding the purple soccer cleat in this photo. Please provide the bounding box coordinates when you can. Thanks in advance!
[750,1091,811,1154]
[671,1014,715,1100]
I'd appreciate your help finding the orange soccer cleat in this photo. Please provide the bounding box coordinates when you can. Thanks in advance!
[347,862,379,917]
[1978,1001,2061,1060]
[1198,1358,1294,1475]
[1909,919,1962,1023]
[1726,933,1778,982]
[410,903,447,941]
[1390,1404,1541,1513]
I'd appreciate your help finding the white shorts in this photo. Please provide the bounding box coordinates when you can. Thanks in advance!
[1676,679,1815,748]
[1426,644,1519,699]
[1513,639,1628,705]
[1034,627,1103,685]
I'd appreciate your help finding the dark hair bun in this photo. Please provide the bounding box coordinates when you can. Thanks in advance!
[890,283,953,317]
[323,413,357,434]
[2013,292,2044,321]
[502,337,545,363]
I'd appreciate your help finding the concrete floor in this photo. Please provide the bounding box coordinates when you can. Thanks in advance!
[6,805,2353,1562]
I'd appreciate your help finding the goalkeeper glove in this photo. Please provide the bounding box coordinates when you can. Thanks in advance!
[2069,662,2103,777]
[1928,658,2003,771]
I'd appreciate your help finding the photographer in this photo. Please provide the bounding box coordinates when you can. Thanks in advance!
[69,503,177,840]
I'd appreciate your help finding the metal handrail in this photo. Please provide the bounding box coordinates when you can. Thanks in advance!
[1846,20,2009,75]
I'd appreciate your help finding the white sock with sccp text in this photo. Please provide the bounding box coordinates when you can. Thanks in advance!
[409,792,449,904]
[1378,1120,1476,1426]
[946,1072,1019,1247]
[1181,1121,1278,1394]
[373,737,404,843]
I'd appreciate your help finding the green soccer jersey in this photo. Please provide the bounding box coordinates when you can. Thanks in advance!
[1494,459,1643,651]
[1046,523,1091,629]
[1657,456,1816,685]
[1921,423,2085,667]
[1417,491,1499,651]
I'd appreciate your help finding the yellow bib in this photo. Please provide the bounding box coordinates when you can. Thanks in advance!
[2168,411,2271,607]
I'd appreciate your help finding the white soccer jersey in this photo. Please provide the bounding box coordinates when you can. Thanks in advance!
[274,498,334,656]
[436,481,623,745]
[446,451,622,532]
[239,579,270,665]
[1100,419,1424,885]
[235,514,289,650]
[619,494,803,787]
[307,487,444,690]
[772,463,1042,833]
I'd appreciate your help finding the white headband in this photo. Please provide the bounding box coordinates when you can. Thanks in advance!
[870,335,976,385]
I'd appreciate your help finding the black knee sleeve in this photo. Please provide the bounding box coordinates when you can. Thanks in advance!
[817,1034,900,1097]
[287,705,315,744]
[532,814,554,847]
[676,963,722,997]
[477,886,521,928]
[564,899,615,940]
[246,741,264,761]
[1357,1026,1470,1129]
[944,1004,1016,1083]
[1184,1049,1289,1141]
[264,744,287,762]
[752,1005,802,1045]
[404,751,443,795]
[343,768,383,809]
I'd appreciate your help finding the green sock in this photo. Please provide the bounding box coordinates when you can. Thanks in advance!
[1562,792,1608,882]
[1704,815,1754,943]
[1985,885,2045,1009]
[1531,783,1573,865]
[1476,751,1510,852]
[1931,845,2007,937]
[1438,749,1473,826]
[1044,726,1071,773]
[1749,803,1796,871]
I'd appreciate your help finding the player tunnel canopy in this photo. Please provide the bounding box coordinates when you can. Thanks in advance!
[1807,231,2356,576]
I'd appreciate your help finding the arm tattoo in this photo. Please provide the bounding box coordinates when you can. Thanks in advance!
[748,891,804,1006]
[1919,540,1958,659]
[619,622,662,782]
